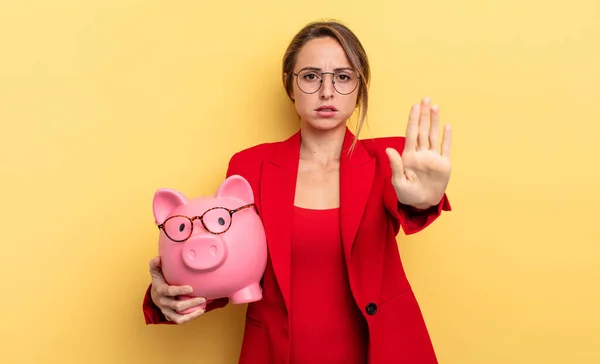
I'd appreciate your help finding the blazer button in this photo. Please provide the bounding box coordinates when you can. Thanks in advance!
[365,303,377,316]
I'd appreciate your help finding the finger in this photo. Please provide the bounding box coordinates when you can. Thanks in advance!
[172,296,207,313]
[167,284,193,297]
[418,97,431,151]
[161,307,178,322]
[158,295,178,309]
[162,306,205,325]
[178,308,205,324]
[404,104,420,151]
[148,256,161,272]
[149,257,166,282]
[429,104,440,151]
[150,264,166,284]
[385,148,404,179]
[441,124,452,159]
[161,307,182,324]
[156,283,193,297]
[159,295,204,314]
[149,267,166,282]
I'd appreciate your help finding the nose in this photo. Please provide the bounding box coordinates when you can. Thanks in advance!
[182,235,227,271]
[319,74,334,100]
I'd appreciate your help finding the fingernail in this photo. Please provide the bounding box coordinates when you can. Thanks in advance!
[197,297,206,304]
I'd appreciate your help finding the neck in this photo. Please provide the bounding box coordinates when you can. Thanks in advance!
[299,123,346,166]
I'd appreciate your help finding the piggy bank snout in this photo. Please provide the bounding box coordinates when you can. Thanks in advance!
[182,235,227,271]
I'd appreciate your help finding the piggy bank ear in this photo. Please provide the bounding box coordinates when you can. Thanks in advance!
[216,175,254,205]
[153,188,189,224]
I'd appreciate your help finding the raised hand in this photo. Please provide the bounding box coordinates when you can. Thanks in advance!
[385,97,452,210]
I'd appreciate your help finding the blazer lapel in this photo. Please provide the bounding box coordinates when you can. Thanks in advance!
[259,128,375,311]
[339,128,375,267]
[259,131,300,311]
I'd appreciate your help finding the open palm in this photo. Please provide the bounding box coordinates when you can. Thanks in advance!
[386,98,452,209]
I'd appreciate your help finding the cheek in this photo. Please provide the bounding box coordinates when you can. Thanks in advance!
[293,93,313,114]
[340,95,359,115]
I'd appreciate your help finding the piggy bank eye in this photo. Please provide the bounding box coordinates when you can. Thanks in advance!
[203,208,231,234]
[163,216,193,242]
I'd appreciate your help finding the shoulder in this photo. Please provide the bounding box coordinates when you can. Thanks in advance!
[359,136,406,156]
[229,142,275,164]
[226,142,278,177]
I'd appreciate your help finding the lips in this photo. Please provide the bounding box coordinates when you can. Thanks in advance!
[315,105,338,112]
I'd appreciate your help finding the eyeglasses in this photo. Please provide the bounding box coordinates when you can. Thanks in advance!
[293,68,360,95]
[157,204,255,242]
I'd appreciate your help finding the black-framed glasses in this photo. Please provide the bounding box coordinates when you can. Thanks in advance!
[157,204,255,242]
[293,68,360,95]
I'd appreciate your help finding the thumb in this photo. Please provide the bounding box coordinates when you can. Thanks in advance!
[385,148,404,179]
[149,256,161,270]
[149,256,163,278]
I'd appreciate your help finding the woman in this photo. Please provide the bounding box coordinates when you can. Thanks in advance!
[143,20,452,364]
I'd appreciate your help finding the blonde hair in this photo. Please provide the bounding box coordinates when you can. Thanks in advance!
[282,20,371,145]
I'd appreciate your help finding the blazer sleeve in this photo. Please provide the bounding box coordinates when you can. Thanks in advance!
[141,153,242,324]
[383,168,451,235]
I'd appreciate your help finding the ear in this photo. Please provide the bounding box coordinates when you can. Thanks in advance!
[153,188,189,224]
[216,175,254,205]
[284,72,295,101]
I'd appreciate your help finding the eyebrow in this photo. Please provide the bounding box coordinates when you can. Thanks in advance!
[296,66,354,72]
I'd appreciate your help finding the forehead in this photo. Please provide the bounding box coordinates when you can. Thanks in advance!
[295,37,351,70]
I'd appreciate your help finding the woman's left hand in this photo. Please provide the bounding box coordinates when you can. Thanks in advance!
[386,97,452,210]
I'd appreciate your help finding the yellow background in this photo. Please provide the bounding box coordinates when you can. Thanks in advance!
[1,0,599,363]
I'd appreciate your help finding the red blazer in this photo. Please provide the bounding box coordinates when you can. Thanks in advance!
[143,128,451,364]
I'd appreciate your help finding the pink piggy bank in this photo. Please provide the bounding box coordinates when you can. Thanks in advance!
[153,175,267,314]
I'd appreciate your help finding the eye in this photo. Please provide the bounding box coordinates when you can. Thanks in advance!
[336,73,351,82]
[303,72,319,81]
[163,216,193,242]
[218,217,225,226]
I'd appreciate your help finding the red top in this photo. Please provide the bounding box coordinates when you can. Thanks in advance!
[289,206,368,364]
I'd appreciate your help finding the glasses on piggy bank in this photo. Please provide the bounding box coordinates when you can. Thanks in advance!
[157,204,256,242]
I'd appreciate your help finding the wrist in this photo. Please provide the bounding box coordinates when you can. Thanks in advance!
[406,195,444,211]
[397,196,432,211]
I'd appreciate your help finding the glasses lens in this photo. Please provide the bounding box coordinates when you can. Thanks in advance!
[332,70,359,95]
[296,70,322,94]
[163,216,192,241]
[202,208,231,234]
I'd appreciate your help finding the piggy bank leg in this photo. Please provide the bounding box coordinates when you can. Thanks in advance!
[230,283,263,304]
[175,295,207,315]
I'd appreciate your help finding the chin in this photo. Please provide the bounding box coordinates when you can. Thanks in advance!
[302,116,348,132]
